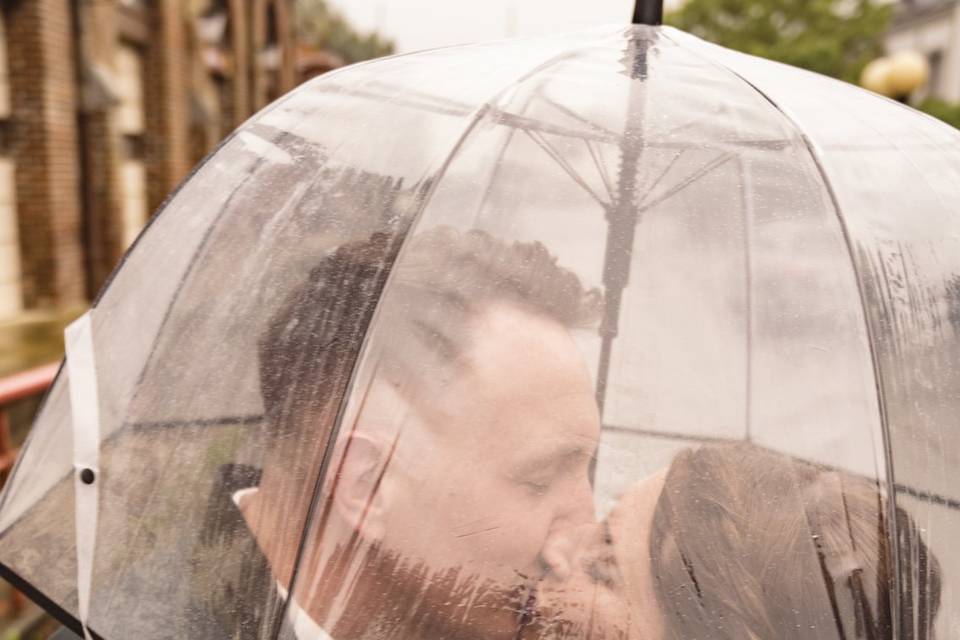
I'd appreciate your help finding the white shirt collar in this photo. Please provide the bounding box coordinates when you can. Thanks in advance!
[232,488,334,640]
[275,579,335,640]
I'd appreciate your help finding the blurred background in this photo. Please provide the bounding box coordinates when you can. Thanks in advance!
[0,0,957,635]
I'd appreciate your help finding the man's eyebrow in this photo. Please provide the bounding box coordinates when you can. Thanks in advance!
[517,442,592,469]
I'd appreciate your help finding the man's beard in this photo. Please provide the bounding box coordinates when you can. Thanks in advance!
[516,586,632,640]
[322,541,536,640]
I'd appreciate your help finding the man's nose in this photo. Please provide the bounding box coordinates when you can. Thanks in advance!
[541,521,596,582]
[540,470,597,580]
[540,487,598,583]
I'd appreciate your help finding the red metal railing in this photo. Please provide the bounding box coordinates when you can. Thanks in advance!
[0,361,59,620]
[0,362,59,483]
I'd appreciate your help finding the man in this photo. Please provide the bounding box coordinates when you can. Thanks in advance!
[199,226,603,640]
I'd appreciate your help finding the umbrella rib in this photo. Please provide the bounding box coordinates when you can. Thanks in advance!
[322,83,472,117]
[366,79,475,113]
[320,83,797,157]
[638,148,685,208]
[314,83,795,154]
[585,139,616,204]
[523,128,610,208]
[472,106,528,223]
[493,107,621,144]
[637,151,732,213]
[538,91,622,141]
[317,83,621,144]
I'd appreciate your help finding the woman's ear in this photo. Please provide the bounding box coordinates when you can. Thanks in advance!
[330,432,391,540]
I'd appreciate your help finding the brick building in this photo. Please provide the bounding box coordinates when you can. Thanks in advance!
[0,0,299,319]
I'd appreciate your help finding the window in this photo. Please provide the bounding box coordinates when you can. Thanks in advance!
[0,157,19,318]
[114,45,148,248]
[0,12,19,318]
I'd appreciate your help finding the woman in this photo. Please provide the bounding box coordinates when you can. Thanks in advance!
[529,443,942,640]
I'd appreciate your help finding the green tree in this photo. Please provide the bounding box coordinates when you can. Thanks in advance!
[666,0,893,83]
[918,98,960,130]
[297,0,395,64]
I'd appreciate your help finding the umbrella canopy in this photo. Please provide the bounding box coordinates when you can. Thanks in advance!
[1,24,957,640]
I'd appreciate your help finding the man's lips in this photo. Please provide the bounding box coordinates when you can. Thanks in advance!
[520,588,539,624]
[513,588,539,640]
[516,585,580,639]
[506,572,544,639]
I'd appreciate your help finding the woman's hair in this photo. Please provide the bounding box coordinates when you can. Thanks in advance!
[649,444,941,640]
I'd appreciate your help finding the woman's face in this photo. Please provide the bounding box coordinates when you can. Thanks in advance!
[525,469,668,640]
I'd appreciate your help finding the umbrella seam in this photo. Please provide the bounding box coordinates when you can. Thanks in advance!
[273,40,602,640]
[660,27,903,639]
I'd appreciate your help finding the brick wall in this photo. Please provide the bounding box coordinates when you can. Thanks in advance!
[226,0,253,132]
[0,0,299,315]
[143,0,192,216]
[275,0,297,95]
[0,10,22,318]
[0,158,20,318]
[76,0,127,295]
[0,9,9,119]
[5,0,85,309]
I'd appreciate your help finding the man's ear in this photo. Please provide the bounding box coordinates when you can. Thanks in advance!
[330,432,391,540]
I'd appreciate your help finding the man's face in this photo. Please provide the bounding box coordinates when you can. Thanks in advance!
[525,469,668,640]
[356,303,601,637]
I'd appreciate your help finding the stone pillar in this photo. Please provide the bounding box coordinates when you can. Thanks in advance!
[276,0,297,96]
[251,0,269,110]
[0,10,23,318]
[226,0,252,131]
[75,0,128,294]
[143,0,191,215]
[5,0,86,309]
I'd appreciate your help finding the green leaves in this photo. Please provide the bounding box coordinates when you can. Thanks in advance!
[666,0,893,83]
[296,0,395,65]
[917,98,960,130]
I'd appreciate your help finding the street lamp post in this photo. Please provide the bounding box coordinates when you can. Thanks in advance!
[861,50,930,103]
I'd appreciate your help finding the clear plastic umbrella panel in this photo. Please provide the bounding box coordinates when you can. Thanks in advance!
[1,24,957,640]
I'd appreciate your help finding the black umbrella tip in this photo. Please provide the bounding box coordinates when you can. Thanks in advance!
[632,0,664,25]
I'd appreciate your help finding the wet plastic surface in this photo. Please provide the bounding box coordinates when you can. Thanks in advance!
[0,25,956,640]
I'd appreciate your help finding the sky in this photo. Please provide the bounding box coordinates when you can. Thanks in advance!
[326,0,684,53]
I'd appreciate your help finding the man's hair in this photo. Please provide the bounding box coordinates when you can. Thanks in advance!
[258,226,601,438]
[650,444,942,640]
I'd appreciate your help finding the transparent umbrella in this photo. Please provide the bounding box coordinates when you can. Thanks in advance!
[1,21,957,640]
